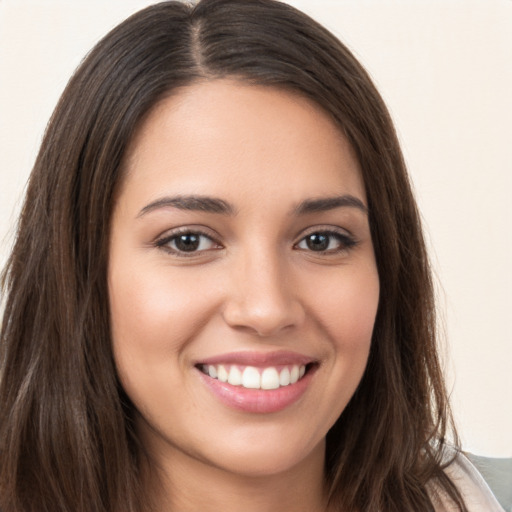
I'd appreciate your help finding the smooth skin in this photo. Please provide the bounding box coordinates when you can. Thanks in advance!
[108,80,380,512]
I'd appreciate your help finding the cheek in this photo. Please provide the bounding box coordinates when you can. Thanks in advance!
[110,261,204,340]
[108,266,221,426]
[311,262,379,402]
[314,264,380,350]
[292,263,379,435]
[108,262,220,384]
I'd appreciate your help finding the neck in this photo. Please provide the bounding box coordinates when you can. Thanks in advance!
[145,439,328,512]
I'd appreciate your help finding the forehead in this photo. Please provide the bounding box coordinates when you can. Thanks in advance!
[120,79,366,207]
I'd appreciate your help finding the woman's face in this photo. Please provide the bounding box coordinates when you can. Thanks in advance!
[108,80,379,479]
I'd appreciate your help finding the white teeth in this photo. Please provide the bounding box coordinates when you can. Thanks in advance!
[290,365,300,384]
[227,366,242,386]
[203,363,308,390]
[217,364,228,382]
[261,367,280,389]
[279,367,291,386]
[242,366,261,389]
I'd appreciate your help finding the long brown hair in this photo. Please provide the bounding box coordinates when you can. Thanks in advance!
[0,1,464,510]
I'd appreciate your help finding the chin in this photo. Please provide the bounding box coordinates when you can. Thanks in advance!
[194,428,326,479]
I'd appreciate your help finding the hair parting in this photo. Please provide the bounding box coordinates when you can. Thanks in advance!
[1,1,466,510]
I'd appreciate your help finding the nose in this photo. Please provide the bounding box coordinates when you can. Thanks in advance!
[222,248,305,337]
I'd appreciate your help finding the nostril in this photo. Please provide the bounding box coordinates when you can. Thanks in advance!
[221,274,306,337]
[222,304,305,338]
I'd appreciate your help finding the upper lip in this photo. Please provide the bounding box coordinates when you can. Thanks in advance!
[196,350,316,367]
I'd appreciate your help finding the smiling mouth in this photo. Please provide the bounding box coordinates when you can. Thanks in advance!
[197,363,315,390]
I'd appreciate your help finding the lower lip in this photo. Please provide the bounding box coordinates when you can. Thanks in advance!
[197,367,315,414]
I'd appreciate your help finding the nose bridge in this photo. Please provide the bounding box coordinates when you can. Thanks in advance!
[222,242,304,336]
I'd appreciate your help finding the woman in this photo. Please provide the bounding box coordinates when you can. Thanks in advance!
[0,1,503,511]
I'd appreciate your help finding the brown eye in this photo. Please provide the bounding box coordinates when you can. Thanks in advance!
[156,231,219,255]
[174,233,201,252]
[296,231,356,253]
[304,233,329,251]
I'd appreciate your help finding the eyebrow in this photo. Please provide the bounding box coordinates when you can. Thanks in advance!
[137,193,368,218]
[294,195,368,215]
[138,195,236,217]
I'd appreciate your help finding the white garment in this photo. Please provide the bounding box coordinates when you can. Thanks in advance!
[434,452,505,511]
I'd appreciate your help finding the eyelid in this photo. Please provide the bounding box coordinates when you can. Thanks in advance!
[294,225,356,244]
[293,226,358,253]
[154,226,223,256]
[297,225,354,239]
[152,224,358,257]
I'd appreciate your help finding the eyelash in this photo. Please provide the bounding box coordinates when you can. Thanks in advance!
[154,227,358,257]
[295,229,358,254]
[155,228,220,257]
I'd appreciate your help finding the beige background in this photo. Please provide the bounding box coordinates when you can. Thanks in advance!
[0,0,511,457]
